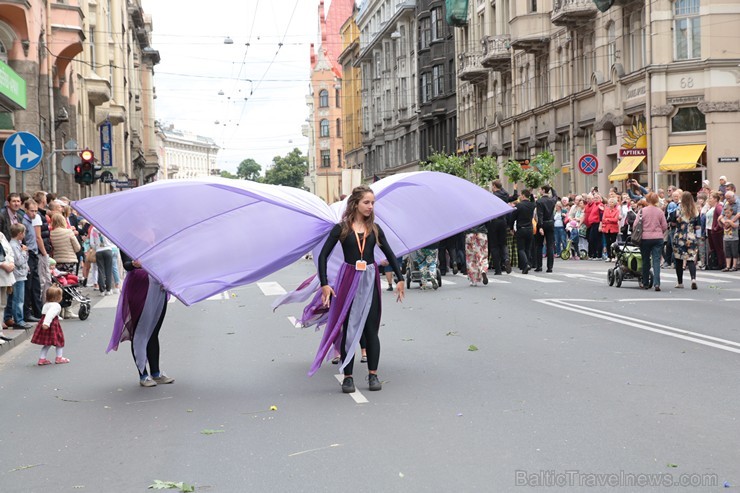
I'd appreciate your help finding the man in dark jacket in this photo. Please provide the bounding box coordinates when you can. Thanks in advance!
[0,193,23,241]
[535,185,558,272]
[512,189,536,274]
[489,180,518,275]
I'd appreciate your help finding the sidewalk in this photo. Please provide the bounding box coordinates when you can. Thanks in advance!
[0,326,32,357]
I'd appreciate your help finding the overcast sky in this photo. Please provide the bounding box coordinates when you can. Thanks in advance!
[142,0,331,174]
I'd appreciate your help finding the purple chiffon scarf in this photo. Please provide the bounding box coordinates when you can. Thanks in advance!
[303,262,381,376]
[108,269,168,374]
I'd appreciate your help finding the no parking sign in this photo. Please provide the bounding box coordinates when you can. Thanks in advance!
[578,154,599,175]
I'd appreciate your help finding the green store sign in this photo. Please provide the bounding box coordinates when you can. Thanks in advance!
[0,60,26,109]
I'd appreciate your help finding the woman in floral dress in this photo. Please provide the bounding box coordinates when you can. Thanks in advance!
[670,191,700,289]
[465,223,489,286]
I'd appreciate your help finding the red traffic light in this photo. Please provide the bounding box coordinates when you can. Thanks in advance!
[80,149,94,163]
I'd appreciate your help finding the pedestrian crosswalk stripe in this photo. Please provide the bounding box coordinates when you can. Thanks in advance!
[257,282,287,296]
[507,272,563,283]
[588,271,730,283]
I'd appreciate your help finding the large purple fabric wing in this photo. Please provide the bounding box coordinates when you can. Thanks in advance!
[73,178,335,306]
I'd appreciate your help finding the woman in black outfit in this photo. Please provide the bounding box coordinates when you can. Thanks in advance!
[315,185,405,393]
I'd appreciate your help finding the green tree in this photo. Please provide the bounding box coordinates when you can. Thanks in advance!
[421,152,499,188]
[503,151,558,190]
[220,170,238,179]
[237,158,262,181]
[263,148,308,188]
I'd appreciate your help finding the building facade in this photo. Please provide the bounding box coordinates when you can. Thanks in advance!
[357,0,420,180]
[417,0,457,161]
[156,124,218,180]
[455,0,740,195]
[338,7,364,173]
[307,0,355,203]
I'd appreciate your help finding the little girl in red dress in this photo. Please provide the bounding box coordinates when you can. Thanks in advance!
[30,286,69,365]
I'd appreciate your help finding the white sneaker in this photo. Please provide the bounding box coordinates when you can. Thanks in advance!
[112,288,120,295]
[105,290,112,296]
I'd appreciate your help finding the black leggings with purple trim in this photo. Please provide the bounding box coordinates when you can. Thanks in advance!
[341,286,380,376]
[131,302,167,377]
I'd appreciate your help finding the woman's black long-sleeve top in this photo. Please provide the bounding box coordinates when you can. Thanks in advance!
[318,223,403,286]
[120,250,138,272]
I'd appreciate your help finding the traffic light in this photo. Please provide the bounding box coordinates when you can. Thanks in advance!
[79,149,95,185]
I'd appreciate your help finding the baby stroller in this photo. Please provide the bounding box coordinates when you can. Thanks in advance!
[52,271,92,320]
[405,248,442,290]
[607,240,653,288]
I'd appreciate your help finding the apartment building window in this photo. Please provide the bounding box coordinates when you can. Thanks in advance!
[626,9,646,72]
[421,72,432,103]
[319,90,329,107]
[432,64,445,97]
[579,33,595,90]
[374,52,382,78]
[337,149,343,168]
[399,77,408,108]
[335,88,341,108]
[398,26,407,55]
[529,0,537,13]
[89,27,96,67]
[606,22,616,69]
[336,118,342,137]
[674,0,700,60]
[535,55,549,106]
[431,8,443,40]
[420,17,431,49]
[320,150,331,167]
[384,42,391,71]
[501,73,512,118]
[0,42,6,63]
[557,48,565,99]
[320,119,330,137]
[671,107,706,133]
[448,60,455,94]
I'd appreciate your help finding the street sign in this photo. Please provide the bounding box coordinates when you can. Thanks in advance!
[99,171,114,183]
[578,154,599,175]
[2,131,43,171]
[100,121,112,166]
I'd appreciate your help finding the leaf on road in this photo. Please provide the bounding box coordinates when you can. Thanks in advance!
[401,338,414,341]
[10,464,43,472]
[446,331,459,336]
[468,345,479,351]
[200,429,224,435]
[667,463,678,468]
[270,405,278,411]
[148,480,195,491]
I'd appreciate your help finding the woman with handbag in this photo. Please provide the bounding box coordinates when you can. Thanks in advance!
[49,213,81,318]
[638,193,668,291]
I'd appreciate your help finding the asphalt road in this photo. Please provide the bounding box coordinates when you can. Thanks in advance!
[1,257,738,492]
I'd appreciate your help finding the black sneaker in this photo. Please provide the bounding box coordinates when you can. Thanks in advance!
[452,264,458,275]
[481,272,488,285]
[504,260,512,274]
[367,374,382,391]
[341,376,355,393]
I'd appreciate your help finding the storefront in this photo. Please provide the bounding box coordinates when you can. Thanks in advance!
[655,144,706,194]
[0,60,28,199]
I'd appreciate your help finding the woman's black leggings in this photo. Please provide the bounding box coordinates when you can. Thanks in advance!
[341,286,380,376]
[131,302,168,377]
[675,260,696,285]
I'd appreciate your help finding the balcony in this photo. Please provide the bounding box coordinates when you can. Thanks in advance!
[551,0,598,28]
[510,13,551,53]
[481,35,512,72]
[458,53,488,84]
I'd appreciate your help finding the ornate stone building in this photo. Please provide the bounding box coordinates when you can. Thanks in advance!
[455,0,740,195]
[0,0,159,199]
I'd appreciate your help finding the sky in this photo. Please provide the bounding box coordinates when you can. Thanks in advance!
[141,0,332,175]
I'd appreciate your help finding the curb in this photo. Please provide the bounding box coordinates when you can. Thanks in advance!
[0,328,32,357]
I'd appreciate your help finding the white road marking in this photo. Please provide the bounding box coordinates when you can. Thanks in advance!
[507,272,563,283]
[559,273,604,284]
[334,374,369,403]
[257,282,287,296]
[287,316,302,328]
[535,298,740,354]
[206,291,230,301]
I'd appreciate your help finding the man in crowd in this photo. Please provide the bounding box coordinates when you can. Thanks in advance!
[489,180,517,275]
[534,185,558,273]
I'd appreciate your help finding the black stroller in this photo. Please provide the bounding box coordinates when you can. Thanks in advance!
[52,272,91,320]
[607,240,653,288]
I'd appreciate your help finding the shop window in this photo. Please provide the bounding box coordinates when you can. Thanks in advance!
[671,107,706,133]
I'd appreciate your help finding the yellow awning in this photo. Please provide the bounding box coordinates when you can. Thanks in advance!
[609,156,645,181]
[659,144,706,171]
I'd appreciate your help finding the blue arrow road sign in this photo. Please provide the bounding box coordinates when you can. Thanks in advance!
[2,131,44,171]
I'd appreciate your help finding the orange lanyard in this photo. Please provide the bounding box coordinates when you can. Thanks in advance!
[354,229,366,260]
